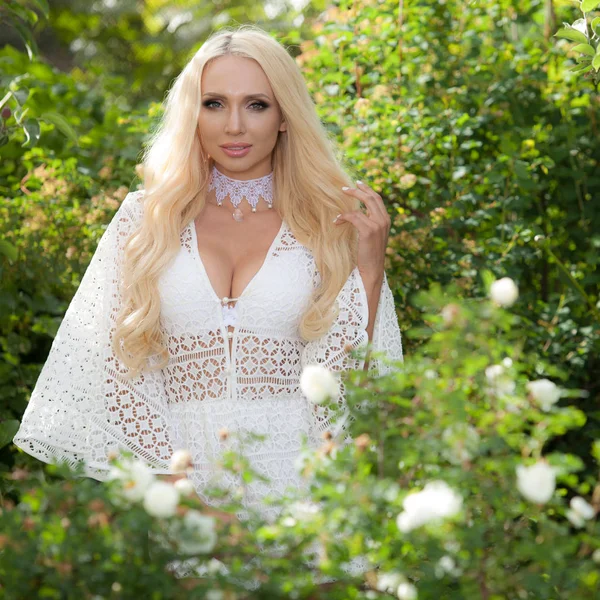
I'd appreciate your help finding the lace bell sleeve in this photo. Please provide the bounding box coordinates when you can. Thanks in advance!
[12,190,177,480]
[300,267,403,444]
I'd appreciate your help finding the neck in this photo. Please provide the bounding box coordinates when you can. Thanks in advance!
[206,164,274,215]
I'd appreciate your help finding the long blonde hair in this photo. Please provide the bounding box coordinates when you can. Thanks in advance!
[113,25,362,378]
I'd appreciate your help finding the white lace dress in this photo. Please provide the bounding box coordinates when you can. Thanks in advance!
[13,190,404,522]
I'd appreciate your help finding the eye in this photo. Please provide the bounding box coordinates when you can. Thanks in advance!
[249,101,269,110]
[201,100,269,110]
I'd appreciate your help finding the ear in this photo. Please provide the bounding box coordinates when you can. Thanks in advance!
[279,121,287,132]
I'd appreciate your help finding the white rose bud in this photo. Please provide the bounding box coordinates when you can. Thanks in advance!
[566,496,595,528]
[516,461,556,504]
[170,449,193,473]
[376,572,406,593]
[142,481,180,518]
[174,477,196,497]
[526,379,561,412]
[397,581,418,600]
[490,277,519,307]
[107,458,155,502]
[300,364,340,404]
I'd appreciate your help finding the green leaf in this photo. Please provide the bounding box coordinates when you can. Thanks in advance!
[581,0,600,13]
[593,46,600,69]
[12,19,39,60]
[572,43,596,57]
[554,27,588,44]
[0,420,20,449]
[592,17,600,33]
[0,239,18,262]
[480,269,496,293]
[22,119,40,147]
[39,111,79,145]
[29,0,50,19]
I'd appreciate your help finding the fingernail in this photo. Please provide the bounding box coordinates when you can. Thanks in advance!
[341,186,350,191]
[356,180,363,185]
[333,213,342,222]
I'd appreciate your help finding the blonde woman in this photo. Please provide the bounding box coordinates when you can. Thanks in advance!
[13,25,403,525]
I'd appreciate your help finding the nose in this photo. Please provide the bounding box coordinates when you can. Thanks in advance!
[224,106,245,135]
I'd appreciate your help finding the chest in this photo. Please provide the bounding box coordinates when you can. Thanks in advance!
[157,218,316,348]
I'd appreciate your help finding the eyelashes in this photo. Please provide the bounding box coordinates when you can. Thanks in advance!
[202,100,269,111]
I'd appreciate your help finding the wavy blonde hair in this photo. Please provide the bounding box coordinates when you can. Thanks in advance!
[113,24,363,378]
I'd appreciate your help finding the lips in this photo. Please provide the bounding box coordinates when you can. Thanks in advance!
[220,143,252,149]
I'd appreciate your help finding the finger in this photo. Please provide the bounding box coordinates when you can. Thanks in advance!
[342,183,387,223]
[334,210,378,236]
[355,180,389,222]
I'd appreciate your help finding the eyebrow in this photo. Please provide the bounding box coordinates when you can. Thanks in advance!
[201,92,272,101]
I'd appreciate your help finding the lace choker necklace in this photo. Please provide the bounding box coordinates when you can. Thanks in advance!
[207,165,274,223]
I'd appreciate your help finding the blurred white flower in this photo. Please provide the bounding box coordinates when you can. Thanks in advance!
[143,481,180,518]
[206,557,228,575]
[441,303,461,327]
[107,457,155,502]
[485,363,516,397]
[174,478,196,497]
[397,581,418,599]
[170,449,193,473]
[396,481,462,532]
[294,448,315,474]
[592,548,600,564]
[179,510,217,554]
[300,364,340,404]
[288,500,321,522]
[441,423,480,465]
[526,379,561,412]
[376,571,406,593]
[435,555,462,578]
[566,496,595,528]
[206,591,223,600]
[490,277,519,307]
[516,461,556,504]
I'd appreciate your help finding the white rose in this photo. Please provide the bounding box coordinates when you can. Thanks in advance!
[170,449,193,473]
[441,423,480,465]
[396,481,462,533]
[435,555,462,578]
[376,571,406,593]
[566,496,595,528]
[142,481,180,518]
[207,557,228,575]
[107,457,155,502]
[288,500,321,522]
[179,510,217,554]
[485,363,516,397]
[490,277,519,307]
[526,379,561,412]
[300,364,340,404]
[174,477,196,497]
[397,581,418,600]
[516,461,556,504]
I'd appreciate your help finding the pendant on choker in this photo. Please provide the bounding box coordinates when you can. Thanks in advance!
[207,165,274,222]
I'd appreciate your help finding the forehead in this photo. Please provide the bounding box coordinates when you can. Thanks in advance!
[201,55,272,93]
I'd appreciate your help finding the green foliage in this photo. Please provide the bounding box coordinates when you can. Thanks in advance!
[1,0,600,595]
[2,289,599,599]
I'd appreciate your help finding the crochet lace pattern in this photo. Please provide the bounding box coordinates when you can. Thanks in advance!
[13,190,404,523]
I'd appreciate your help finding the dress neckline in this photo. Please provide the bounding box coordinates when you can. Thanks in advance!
[187,219,287,304]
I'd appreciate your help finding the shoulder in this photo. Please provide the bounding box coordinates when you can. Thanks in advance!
[117,188,145,223]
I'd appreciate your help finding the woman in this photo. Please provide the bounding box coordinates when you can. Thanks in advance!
[13,25,403,524]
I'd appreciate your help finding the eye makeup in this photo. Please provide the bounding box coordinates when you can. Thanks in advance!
[202,99,269,110]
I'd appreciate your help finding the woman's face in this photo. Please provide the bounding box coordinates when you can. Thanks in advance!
[197,55,287,180]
